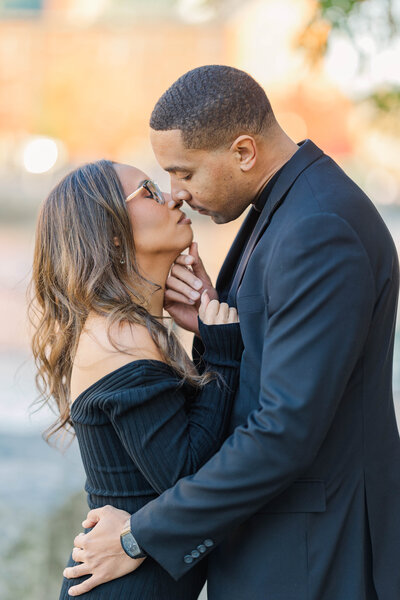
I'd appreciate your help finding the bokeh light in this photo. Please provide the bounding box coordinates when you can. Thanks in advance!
[22,136,59,174]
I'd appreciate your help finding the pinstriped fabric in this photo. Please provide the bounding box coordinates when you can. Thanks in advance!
[59,322,243,599]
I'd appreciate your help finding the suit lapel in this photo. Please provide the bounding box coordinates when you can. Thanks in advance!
[228,140,324,302]
[215,206,260,301]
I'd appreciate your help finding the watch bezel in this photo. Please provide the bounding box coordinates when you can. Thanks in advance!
[120,529,147,559]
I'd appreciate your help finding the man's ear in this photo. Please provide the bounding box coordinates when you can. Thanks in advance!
[230,135,257,172]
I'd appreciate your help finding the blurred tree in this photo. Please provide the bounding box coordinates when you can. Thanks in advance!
[297,0,398,64]
[296,0,400,114]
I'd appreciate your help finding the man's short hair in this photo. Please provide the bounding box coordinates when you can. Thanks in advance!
[150,65,276,150]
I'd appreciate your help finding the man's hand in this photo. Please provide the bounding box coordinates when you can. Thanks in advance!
[63,505,145,596]
[165,241,218,334]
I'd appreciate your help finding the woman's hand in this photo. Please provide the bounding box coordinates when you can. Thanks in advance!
[164,242,219,335]
[198,289,239,325]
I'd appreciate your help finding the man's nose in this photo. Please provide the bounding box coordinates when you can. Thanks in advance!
[171,181,191,204]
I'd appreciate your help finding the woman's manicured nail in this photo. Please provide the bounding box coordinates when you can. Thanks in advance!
[190,291,200,300]
[185,256,193,264]
[193,279,202,290]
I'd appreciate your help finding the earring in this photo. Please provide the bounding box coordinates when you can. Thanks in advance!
[120,254,125,265]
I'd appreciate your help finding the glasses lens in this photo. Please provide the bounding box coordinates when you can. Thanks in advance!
[143,180,164,204]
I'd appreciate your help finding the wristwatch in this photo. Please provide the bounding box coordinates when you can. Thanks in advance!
[120,518,147,559]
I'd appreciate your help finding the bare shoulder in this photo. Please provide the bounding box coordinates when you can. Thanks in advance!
[70,313,165,402]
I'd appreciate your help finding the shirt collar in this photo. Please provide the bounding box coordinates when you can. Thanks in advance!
[252,163,285,213]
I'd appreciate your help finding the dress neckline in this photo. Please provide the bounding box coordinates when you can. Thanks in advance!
[70,358,174,409]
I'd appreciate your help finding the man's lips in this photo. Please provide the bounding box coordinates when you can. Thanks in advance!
[190,206,209,215]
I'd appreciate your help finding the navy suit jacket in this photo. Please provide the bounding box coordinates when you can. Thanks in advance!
[131,140,400,600]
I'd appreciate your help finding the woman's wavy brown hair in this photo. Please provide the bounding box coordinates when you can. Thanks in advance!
[28,159,207,443]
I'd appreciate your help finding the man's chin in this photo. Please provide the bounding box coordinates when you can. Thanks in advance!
[211,214,233,224]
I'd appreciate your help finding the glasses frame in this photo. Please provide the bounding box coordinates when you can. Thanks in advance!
[125,179,165,205]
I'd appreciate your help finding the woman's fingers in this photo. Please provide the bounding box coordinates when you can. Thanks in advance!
[203,298,220,324]
[228,307,238,323]
[199,296,239,325]
[215,302,229,324]
[198,290,211,322]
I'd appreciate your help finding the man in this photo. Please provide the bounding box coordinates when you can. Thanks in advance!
[64,66,400,599]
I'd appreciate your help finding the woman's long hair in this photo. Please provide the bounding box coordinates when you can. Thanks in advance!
[28,159,207,443]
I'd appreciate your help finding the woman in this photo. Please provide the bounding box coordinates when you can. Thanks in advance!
[29,160,243,599]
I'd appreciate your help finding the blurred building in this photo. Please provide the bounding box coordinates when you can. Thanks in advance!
[0,0,354,167]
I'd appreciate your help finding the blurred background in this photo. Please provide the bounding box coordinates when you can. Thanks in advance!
[0,0,399,598]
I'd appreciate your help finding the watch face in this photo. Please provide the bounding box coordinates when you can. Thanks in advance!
[121,532,144,558]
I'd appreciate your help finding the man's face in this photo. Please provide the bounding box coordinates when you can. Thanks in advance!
[150,129,252,224]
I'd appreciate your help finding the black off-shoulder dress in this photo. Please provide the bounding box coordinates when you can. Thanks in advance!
[59,320,243,600]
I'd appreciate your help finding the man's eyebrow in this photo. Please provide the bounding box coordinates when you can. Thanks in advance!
[164,166,191,173]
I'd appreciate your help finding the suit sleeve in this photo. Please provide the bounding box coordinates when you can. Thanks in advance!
[129,213,375,579]
[104,321,243,494]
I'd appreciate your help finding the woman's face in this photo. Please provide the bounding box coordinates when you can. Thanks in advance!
[113,163,193,257]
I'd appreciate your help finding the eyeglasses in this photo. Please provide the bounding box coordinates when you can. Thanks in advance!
[125,179,165,205]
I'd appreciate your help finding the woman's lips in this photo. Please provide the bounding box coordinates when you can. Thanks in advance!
[177,213,192,225]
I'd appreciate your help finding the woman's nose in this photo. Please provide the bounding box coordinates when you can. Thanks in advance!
[167,198,183,209]
[165,193,183,209]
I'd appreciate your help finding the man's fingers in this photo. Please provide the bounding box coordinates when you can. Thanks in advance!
[63,563,91,580]
[67,576,101,596]
[189,242,208,279]
[82,508,102,529]
[174,253,195,267]
[166,273,201,302]
[71,547,85,563]
[73,533,87,548]
[170,263,203,292]
[164,287,196,306]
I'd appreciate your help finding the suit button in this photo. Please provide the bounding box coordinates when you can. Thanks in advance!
[197,544,207,553]
[191,550,200,559]
[204,539,214,547]
[184,555,194,564]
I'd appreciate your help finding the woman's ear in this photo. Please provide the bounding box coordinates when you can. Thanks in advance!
[113,236,120,247]
[230,135,257,172]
